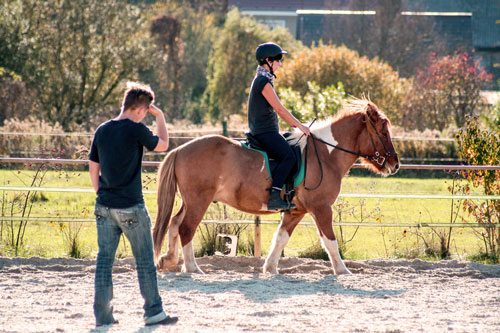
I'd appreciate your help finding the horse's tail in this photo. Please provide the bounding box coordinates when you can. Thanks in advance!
[153,149,178,264]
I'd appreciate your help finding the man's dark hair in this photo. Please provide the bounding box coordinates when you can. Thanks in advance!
[122,82,155,111]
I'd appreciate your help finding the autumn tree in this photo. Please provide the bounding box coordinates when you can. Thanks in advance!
[142,1,223,123]
[403,51,492,131]
[278,44,410,125]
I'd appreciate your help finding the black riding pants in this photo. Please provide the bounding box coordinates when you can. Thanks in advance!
[254,131,296,189]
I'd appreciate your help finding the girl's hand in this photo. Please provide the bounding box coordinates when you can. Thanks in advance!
[299,124,311,136]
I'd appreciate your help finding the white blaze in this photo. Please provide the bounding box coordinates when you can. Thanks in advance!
[314,124,338,154]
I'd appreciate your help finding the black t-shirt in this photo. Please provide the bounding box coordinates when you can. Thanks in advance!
[88,119,159,208]
[248,75,279,135]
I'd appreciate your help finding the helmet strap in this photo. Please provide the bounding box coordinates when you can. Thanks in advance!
[265,59,277,78]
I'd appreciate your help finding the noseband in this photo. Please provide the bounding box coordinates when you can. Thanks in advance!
[302,120,398,190]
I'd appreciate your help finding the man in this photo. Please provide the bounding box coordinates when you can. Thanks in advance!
[89,82,177,327]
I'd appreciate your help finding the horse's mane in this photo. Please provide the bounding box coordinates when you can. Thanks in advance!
[287,98,389,150]
[334,98,389,124]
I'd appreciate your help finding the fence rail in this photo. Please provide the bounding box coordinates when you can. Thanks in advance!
[0,216,496,229]
[1,157,500,170]
[0,186,499,200]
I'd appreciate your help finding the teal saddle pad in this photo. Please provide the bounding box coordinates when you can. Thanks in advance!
[241,142,304,189]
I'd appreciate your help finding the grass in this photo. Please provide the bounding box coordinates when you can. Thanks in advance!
[0,167,493,261]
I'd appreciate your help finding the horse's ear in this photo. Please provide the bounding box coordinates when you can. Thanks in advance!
[366,103,379,123]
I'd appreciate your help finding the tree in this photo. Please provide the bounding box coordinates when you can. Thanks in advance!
[0,0,151,130]
[322,0,447,78]
[403,51,493,131]
[150,14,184,121]
[204,8,302,123]
[143,1,221,123]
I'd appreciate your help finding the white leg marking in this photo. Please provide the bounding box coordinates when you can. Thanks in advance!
[263,228,290,274]
[182,241,204,274]
[320,235,351,275]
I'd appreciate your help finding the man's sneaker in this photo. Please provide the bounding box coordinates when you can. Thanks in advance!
[144,311,178,326]
[96,319,118,327]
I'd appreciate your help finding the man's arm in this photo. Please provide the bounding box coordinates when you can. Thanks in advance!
[89,160,100,192]
[148,105,169,152]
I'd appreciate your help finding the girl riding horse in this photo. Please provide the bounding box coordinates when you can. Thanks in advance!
[248,42,311,211]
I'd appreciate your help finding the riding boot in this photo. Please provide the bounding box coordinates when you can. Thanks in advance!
[267,187,296,211]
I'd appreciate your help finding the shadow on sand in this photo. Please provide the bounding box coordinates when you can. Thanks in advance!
[158,273,405,303]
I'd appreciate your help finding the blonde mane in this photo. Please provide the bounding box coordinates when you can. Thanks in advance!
[286,98,388,151]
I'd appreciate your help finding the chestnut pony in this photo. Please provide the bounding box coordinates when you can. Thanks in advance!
[153,99,399,274]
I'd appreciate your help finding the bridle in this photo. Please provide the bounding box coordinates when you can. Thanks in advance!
[302,119,398,190]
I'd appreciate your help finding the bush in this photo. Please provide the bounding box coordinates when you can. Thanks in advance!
[0,117,90,159]
[277,81,346,124]
[403,51,493,131]
[455,116,500,261]
[298,241,329,261]
[278,43,410,125]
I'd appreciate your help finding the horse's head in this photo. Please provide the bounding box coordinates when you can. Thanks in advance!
[356,101,400,176]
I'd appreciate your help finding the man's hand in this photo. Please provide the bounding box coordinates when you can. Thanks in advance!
[148,105,163,117]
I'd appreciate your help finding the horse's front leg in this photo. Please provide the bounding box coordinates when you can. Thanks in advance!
[263,211,305,274]
[310,205,351,275]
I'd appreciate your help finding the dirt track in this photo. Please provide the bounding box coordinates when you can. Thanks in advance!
[1,256,499,332]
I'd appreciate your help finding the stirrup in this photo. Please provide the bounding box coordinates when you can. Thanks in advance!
[268,187,296,211]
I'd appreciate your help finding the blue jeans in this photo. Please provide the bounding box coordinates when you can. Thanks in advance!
[93,202,163,325]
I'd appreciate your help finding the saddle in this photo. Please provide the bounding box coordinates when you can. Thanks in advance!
[242,132,304,205]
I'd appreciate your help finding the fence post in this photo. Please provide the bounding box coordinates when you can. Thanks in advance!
[254,216,261,257]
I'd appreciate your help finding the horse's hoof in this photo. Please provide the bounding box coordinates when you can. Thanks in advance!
[335,268,352,275]
[263,266,278,274]
[157,254,178,271]
[181,265,205,274]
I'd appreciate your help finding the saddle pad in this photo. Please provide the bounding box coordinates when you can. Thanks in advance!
[241,142,305,188]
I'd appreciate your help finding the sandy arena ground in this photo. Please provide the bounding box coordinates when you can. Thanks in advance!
[0,255,499,332]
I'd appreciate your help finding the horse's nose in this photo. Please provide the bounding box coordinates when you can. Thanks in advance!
[394,163,400,171]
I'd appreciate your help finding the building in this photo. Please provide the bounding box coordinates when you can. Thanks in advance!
[229,0,500,88]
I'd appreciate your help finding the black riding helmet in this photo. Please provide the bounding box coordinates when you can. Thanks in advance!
[255,42,287,77]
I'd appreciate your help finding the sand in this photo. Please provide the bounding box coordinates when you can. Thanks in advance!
[1,255,499,332]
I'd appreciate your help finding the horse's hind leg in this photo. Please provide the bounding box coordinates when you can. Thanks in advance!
[263,211,305,274]
[157,204,186,271]
[178,199,212,274]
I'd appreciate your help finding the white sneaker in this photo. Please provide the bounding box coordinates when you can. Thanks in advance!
[144,311,178,326]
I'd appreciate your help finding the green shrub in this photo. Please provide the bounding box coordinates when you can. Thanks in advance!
[278,81,346,124]
[297,241,329,261]
[455,116,500,261]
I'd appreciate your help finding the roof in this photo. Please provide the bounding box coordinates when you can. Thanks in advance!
[228,0,328,11]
